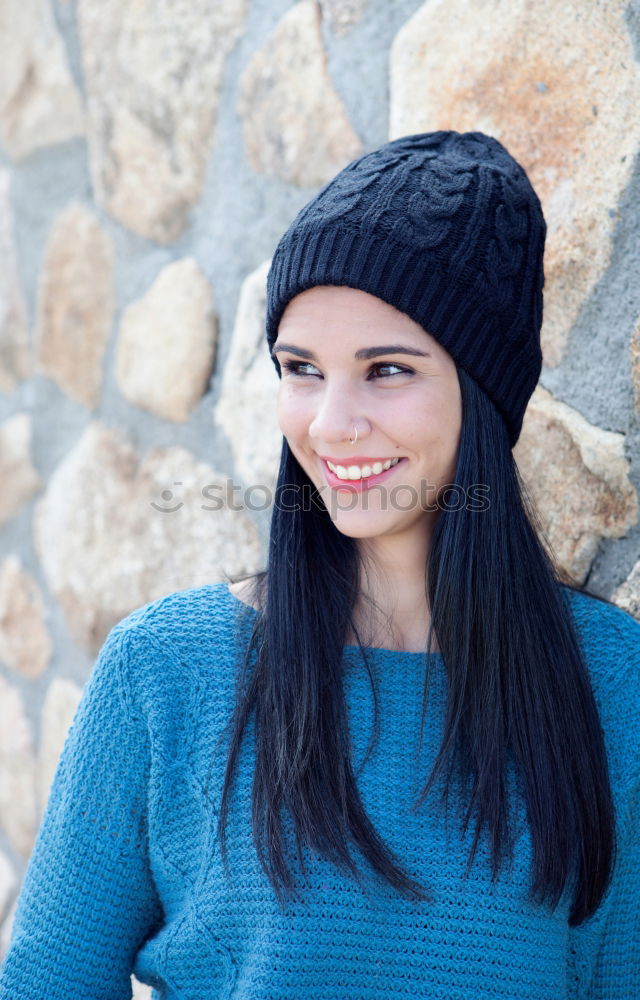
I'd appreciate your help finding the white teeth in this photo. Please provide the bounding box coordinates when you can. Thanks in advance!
[326,457,400,480]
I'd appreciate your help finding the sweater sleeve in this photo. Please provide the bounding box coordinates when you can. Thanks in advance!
[566,776,640,999]
[565,599,640,999]
[0,621,163,1000]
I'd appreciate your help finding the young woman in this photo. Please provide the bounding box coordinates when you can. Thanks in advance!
[1,131,638,1000]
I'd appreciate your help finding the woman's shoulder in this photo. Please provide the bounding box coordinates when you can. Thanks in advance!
[561,582,640,789]
[116,579,249,638]
[104,580,253,689]
[89,581,259,746]
[560,583,640,676]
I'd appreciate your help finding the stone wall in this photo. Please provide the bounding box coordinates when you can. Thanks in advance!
[1,0,639,991]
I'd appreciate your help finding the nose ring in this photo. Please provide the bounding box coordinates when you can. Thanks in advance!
[349,425,358,445]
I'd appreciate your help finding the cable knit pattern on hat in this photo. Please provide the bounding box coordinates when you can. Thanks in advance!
[266,131,546,446]
[0,582,638,999]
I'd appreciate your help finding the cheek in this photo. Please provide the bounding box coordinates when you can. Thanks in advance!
[277,389,310,438]
[408,390,460,458]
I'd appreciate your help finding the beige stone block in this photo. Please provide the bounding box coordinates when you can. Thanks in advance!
[611,560,640,622]
[131,976,154,1000]
[214,259,281,490]
[0,851,16,926]
[37,677,82,814]
[0,676,37,858]
[0,895,17,962]
[514,387,638,582]
[0,0,84,160]
[0,414,41,526]
[237,0,362,187]
[631,318,640,414]
[33,421,262,655]
[116,258,217,422]
[78,0,247,243]
[0,169,31,393]
[390,0,640,368]
[35,203,114,409]
[0,555,51,678]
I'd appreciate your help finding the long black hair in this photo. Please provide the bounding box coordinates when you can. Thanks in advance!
[217,366,616,927]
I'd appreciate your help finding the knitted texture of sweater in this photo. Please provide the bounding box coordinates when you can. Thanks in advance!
[0,582,638,999]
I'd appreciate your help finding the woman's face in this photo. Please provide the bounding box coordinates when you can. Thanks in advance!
[273,286,462,547]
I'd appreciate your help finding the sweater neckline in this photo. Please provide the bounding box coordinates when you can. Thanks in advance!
[224,582,443,661]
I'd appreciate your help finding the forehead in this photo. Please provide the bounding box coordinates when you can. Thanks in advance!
[276,286,432,348]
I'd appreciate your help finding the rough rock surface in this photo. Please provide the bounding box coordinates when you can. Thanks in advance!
[35,203,114,409]
[0,0,84,160]
[214,259,281,490]
[116,258,217,422]
[33,422,263,655]
[612,559,640,621]
[0,676,37,858]
[0,555,51,678]
[514,386,638,581]
[0,414,41,526]
[237,0,362,186]
[0,169,30,393]
[0,852,16,927]
[78,0,247,242]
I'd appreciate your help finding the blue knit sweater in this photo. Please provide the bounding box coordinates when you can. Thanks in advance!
[0,582,638,999]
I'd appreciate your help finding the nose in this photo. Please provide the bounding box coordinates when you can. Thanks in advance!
[307,380,370,444]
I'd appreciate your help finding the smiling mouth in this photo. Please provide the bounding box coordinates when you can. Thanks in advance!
[321,456,406,487]
[325,457,401,481]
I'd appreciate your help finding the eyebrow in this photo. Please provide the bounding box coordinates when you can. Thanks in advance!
[271,343,432,361]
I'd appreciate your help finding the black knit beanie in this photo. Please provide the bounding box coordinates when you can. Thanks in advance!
[265,131,546,447]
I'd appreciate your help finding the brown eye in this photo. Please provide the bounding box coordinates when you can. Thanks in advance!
[368,363,414,379]
[281,360,321,377]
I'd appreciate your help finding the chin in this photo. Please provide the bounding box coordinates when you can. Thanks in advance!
[327,511,403,539]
